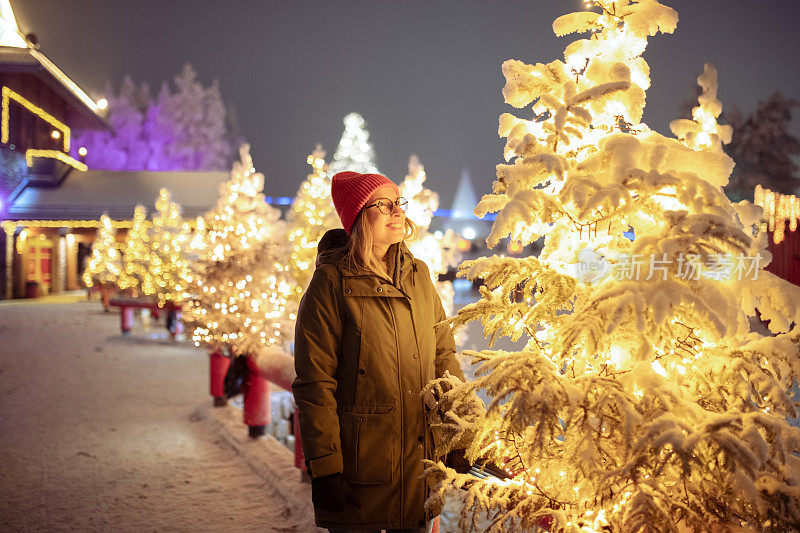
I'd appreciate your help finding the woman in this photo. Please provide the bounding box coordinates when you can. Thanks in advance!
[292,171,466,533]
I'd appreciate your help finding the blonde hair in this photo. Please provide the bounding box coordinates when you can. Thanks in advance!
[342,211,418,279]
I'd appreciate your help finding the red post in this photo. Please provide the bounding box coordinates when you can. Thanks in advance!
[293,409,305,471]
[244,355,270,438]
[120,306,134,335]
[209,350,230,407]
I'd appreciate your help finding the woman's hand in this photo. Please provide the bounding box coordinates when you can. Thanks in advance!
[444,449,473,474]
[311,473,362,512]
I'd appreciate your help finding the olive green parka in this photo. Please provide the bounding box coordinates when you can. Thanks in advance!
[292,229,465,530]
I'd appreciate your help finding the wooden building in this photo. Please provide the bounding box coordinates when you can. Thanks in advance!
[0,0,106,298]
[2,170,229,299]
[0,1,228,299]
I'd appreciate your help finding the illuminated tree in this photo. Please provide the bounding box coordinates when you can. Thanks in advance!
[328,112,379,175]
[117,205,150,295]
[72,65,237,171]
[400,155,460,317]
[426,2,800,531]
[183,145,296,354]
[286,145,341,302]
[153,64,234,171]
[143,188,191,306]
[81,213,122,289]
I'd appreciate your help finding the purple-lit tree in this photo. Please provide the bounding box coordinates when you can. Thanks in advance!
[72,64,237,172]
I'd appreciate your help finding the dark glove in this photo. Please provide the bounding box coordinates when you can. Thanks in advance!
[473,459,511,480]
[311,473,361,513]
[444,449,473,474]
[445,450,512,479]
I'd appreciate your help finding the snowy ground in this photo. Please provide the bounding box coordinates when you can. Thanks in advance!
[0,287,531,532]
[0,294,318,532]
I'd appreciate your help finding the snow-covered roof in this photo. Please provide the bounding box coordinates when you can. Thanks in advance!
[7,169,230,220]
[0,0,25,48]
[0,0,105,128]
[0,46,105,126]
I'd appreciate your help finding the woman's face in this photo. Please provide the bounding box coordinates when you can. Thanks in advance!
[363,185,405,248]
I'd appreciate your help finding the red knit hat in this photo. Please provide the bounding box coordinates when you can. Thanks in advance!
[331,171,400,233]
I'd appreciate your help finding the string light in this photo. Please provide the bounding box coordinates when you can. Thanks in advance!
[754,184,800,244]
[25,149,87,171]
[2,86,71,150]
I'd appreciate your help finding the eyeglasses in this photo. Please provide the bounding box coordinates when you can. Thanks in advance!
[365,197,408,215]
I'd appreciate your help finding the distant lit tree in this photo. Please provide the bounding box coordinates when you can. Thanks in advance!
[144,188,191,306]
[72,64,238,171]
[286,145,341,303]
[118,205,150,295]
[329,112,379,175]
[400,155,459,317]
[82,213,122,289]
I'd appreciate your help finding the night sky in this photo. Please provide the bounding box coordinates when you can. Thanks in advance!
[14,0,800,206]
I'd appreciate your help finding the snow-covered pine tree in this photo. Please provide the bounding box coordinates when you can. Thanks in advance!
[328,112,380,175]
[143,188,190,307]
[117,205,150,295]
[73,65,235,172]
[182,145,296,355]
[81,213,122,289]
[725,93,800,202]
[73,77,149,170]
[425,2,800,531]
[400,155,460,318]
[286,145,341,303]
[158,64,233,171]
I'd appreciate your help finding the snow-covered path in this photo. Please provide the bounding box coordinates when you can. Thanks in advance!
[0,298,312,532]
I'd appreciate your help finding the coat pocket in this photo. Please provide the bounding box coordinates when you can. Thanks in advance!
[340,403,396,485]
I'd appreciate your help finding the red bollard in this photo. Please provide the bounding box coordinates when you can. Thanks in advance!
[293,409,305,471]
[120,306,134,335]
[209,350,230,407]
[244,355,271,438]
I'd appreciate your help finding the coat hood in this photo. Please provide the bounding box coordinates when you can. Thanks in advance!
[316,228,349,267]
